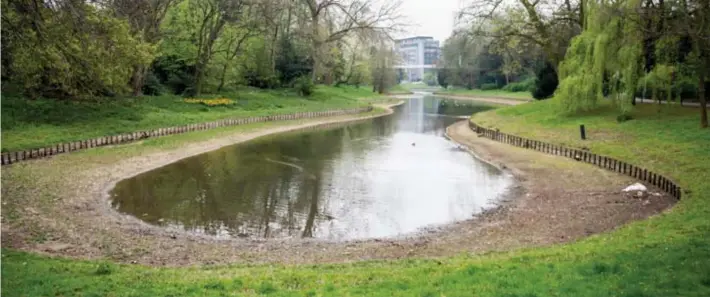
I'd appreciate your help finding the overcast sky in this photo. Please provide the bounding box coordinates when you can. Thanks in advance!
[396,0,464,43]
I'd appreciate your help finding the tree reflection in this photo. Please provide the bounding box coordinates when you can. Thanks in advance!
[110,97,499,239]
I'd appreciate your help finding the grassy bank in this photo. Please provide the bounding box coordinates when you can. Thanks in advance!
[435,88,532,100]
[1,85,382,152]
[3,100,710,297]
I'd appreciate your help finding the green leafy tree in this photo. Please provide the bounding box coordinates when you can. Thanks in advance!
[437,68,451,89]
[275,36,313,85]
[2,0,153,98]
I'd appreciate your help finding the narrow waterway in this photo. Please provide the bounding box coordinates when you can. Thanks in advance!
[110,95,513,240]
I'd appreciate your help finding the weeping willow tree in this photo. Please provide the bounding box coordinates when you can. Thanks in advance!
[556,0,709,128]
[555,0,644,114]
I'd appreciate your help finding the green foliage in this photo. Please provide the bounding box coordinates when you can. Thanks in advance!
[142,71,166,96]
[292,76,315,96]
[555,0,650,114]
[480,83,499,91]
[275,36,312,86]
[422,72,437,86]
[148,55,196,95]
[437,68,450,89]
[370,45,397,94]
[502,77,536,92]
[532,63,558,100]
[242,39,279,89]
[2,2,154,98]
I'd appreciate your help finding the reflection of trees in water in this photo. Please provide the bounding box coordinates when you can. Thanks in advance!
[112,119,390,238]
[111,99,484,238]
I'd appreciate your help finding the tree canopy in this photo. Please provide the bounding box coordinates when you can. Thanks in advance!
[1,0,403,98]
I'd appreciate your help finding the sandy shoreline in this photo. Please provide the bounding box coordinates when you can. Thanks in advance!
[1,100,675,266]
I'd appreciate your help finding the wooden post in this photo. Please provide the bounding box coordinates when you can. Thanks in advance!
[580,125,586,140]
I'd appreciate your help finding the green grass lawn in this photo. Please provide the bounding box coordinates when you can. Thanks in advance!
[0,85,381,152]
[435,88,533,100]
[3,99,710,297]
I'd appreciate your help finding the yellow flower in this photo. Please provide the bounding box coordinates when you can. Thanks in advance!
[183,98,235,106]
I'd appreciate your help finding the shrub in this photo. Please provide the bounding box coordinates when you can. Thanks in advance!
[503,77,535,92]
[150,55,195,95]
[244,71,279,89]
[532,63,558,100]
[142,71,165,96]
[437,68,450,89]
[480,83,499,90]
[292,76,314,96]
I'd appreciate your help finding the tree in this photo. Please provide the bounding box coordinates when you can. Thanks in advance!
[190,0,247,95]
[552,0,708,127]
[370,41,397,94]
[109,0,177,95]
[437,68,451,89]
[459,0,583,70]
[275,35,312,85]
[214,16,259,91]
[299,0,402,81]
[423,72,437,86]
[2,0,153,98]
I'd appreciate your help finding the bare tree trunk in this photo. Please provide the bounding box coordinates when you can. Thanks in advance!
[130,65,146,96]
[217,63,229,92]
[195,19,227,96]
[700,71,708,128]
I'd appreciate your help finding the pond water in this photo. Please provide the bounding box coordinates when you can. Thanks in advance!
[110,95,513,240]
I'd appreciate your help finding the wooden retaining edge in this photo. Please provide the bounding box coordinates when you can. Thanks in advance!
[467,121,682,200]
[1,106,374,166]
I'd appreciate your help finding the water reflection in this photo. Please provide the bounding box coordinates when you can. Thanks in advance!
[111,96,512,240]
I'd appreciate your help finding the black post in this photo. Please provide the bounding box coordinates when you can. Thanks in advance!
[580,124,586,140]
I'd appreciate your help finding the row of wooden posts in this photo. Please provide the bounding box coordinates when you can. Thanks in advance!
[468,121,682,200]
[0,106,373,166]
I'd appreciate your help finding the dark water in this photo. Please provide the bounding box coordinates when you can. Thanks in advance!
[110,96,513,240]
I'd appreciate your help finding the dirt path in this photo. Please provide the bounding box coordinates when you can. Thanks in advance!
[1,105,675,267]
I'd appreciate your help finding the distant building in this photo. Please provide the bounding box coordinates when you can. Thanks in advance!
[394,36,441,81]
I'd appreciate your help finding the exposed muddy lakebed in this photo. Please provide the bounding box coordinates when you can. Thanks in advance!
[110,96,513,240]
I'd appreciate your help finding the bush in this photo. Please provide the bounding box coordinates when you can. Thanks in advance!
[292,76,314,96]
[275,36,312,86]
[437,68,450,89]
[502,77,535,92]
[423,72,437,86]
[532,63,558,100]
[244,71,279,89]
[480,83,499,90]
[142,71,165,96]
[150,55,195,95]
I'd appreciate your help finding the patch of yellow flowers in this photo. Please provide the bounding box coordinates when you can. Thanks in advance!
[183,98,235,106]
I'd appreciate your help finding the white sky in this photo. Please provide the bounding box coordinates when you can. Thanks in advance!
[396,0,465,42]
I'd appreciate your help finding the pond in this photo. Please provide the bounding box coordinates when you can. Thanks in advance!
[110,95,514,240]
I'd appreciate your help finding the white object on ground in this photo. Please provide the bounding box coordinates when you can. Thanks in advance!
[623,183,647,192]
